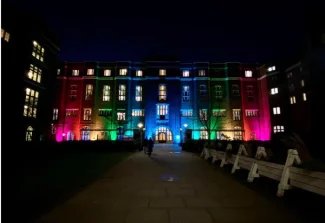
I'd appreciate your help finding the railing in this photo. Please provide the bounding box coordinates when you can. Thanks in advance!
[200,144,325,197]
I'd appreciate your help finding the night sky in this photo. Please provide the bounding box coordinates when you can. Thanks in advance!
[6,0,319,63]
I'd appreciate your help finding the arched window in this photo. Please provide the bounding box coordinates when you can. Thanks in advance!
[155,126,172,142]
[25,126,33,141]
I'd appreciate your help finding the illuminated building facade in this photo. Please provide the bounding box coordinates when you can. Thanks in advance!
[52,61,273,143]
[2,3,60,143]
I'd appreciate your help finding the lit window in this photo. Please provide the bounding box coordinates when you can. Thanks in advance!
[85,84,93,100]
[87,69,94,75]
[199,85,207,97]
[271,88,278,95]
[1,29,10,42]
[198,70,205,76]
[23,88,39,118]
[159,84,167,101]
[119,68,127,76]
[65,109,78,117]
[157,104,168,120]
[301,80,305,87]
[232,84,240,96]
[32,41,45,62]
[83,108,92,121]
[132,109,144,116]
[81,127,90,140]
[234,126,242,140]
[4,32,10,42]
[57,69,61,75]
[182,86,190,102]
[136,70,143,77]
[181,109,193,117]
[155,126,172,141]
[272,107,281,115]
[27,64,42,83]
[72,69,79,76]
[199,109,207,121]
[245,70,252,77]
[303,93,307,101]
[25,126,33,141]
[98,109,112,117]
[290,96,296,104]
[104,69,111,76]
[103,85,110,101]
[117,112,126,121]
[135,86,142,102]
[1,29,4,38]
[245,109,259,117]
[215,85,223,99]
[159,69,166,76]
[182,70,190,77]
[213,109,226,117]
[53,108,58,120]
[200,127,208,139]
[232,109,241,121]
[267,66,276,72]
[118,85,126,101]
[273,125,284,133]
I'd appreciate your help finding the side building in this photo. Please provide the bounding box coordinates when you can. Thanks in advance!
[2,3,60,143]
[52,61,272,143]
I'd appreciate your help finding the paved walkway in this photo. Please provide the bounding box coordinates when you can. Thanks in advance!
[37,144,300,223]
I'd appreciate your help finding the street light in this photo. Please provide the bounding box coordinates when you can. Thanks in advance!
[137,122,144,151]
[183,123,188,143]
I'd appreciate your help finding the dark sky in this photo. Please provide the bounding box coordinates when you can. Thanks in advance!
[6,0,316,63]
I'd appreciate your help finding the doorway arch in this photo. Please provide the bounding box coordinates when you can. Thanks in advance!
[155,126,172,143]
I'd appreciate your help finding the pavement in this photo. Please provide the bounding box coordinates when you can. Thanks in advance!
[37,144,302,223]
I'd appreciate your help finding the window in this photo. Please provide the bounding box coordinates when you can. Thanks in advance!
[289,83,295,92]
[245,109,259,117]
[83,108,92,121]
[104,69,111,76]
[119,68,127,76]
[27,64,42,83]
[159,69,166,76]
[103,85,110,101]
[53,108,58,120]
[301,80,305,87]
[157,104,168,120]
[136,70,143,77]
[72,69,79,76]
[199,85,207,97]
[267,66,276,72]
[132,109,144,116]
[245,70,252,77]
[200,127,208,139]
[85,84,93,100]
[23,88,39,118]
[1,29,10,42]
[98,109,112,117]
[273,125,284,133]
[32,41,44,62]
[118,85,126,101]
[135,86,142,102]
[232,84,240,96]
[287,72,293,79]
[87,69,94,75]
[69,85,77,100]
[273,107,281,115]
[303,93,307,101]
[117,112,126,121]
[159,84,167,101]
[182,86,190,102]
[65,109,78,117]
[215,85,223,99]
[234,126,243,140]
[81,127,90,140]
[57,69,61,75]
[25,126,33,141]
[271,88,278,95]
[182,70,190,77]
[290,96,296,104]
[199,109,207,121]
[213,109,226,117]
[232,109,241,121]
[181,109,193,117]
[155,126,172,141]
[198,70,205,76]
[246,85,254,100]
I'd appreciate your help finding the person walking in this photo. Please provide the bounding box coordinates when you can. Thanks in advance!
[147,137,154,156]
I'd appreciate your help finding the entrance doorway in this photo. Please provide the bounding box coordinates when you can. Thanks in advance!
[155,126,172,143]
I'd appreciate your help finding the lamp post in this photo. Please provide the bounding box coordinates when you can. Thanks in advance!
[183,123,188,143]
[137,122,143,150]
[180,128,183,145]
